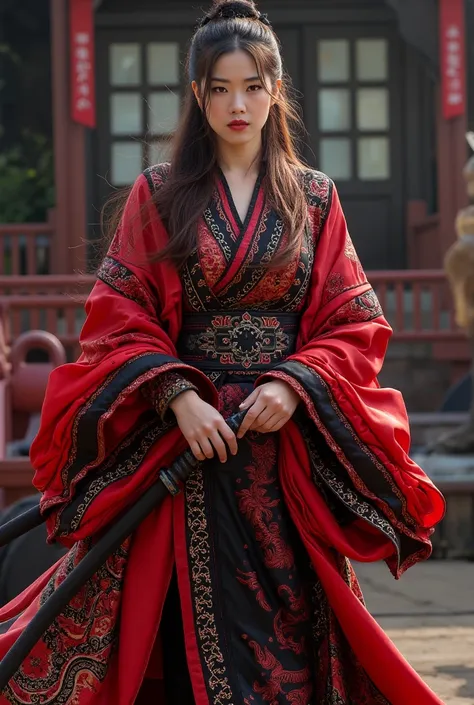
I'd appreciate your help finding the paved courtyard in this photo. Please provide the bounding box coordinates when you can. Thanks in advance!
[355,561,474,705]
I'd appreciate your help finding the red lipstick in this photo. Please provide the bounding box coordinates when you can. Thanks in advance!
[228,120,249,131]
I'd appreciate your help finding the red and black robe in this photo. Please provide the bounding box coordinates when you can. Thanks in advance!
[0,164,445,705]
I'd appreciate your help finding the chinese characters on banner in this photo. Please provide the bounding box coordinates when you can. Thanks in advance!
[439,0,466,120]
[70,0,96,128]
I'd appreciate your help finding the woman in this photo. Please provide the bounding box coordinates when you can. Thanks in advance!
[0,1,445,703]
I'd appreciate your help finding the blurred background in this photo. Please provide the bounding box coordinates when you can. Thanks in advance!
[0,1,473,701]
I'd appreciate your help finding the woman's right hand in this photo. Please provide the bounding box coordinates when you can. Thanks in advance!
[169,390,238,463]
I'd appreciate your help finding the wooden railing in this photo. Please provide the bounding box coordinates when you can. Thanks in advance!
[0,274,95,296]
[369,270,461,341]
[0,275,95,361]
[0,222,56,275]
[1,295,88,361]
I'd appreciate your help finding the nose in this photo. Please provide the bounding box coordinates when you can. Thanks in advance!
[230,91,247,114]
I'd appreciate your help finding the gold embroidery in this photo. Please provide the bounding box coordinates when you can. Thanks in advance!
[264,367,424,550]
[182,249,209,312]
[64,420,170,535]
[5,540,129,704]
[42,359,184,539]
[344,234,359,263]
[143,372,198,419]
[185,467,234,703]
[303,426,401,552]
[204,204,233,261]
[182,312,295,369]
[97,256,157,315]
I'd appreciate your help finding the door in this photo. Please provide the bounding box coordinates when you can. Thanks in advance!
[303,27,404,269]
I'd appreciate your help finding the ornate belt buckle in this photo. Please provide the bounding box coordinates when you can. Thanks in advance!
[210,312,288,368]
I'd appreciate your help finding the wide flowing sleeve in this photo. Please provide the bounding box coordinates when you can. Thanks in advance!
[30,166,218,545]
[258,175,446,577]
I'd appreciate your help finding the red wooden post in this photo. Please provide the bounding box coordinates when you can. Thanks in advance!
[51,0,88,274]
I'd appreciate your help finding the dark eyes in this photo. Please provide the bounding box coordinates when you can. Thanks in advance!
[211,85,262,93]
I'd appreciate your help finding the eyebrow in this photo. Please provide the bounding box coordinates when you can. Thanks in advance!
[210,76,261,83]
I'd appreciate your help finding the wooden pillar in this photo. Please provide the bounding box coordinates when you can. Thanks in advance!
[50,0,88,274]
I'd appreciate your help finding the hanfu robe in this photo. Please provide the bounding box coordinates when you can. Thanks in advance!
[0,163,445,705]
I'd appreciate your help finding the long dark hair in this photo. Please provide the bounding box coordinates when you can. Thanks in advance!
[105,0,309,270]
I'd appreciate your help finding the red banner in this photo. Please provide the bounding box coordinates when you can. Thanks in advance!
[439,0,466,120]
[70,0,96,128]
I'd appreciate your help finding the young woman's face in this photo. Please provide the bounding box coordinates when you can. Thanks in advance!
[193,49,280,148]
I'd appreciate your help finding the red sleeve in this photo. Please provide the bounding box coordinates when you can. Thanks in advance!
[30,168,217,544]
[258,177,445,576]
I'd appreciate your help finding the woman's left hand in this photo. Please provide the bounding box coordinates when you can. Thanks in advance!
[237,380,300,438]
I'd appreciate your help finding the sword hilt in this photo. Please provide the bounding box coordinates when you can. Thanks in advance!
[159,409,247,496]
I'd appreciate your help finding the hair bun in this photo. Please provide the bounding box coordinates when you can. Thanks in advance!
[209,0,259,21]
[200,0,271,28]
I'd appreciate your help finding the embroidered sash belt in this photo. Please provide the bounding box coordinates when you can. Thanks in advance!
[178,311,300,372]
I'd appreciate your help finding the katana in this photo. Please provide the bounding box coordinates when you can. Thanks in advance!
[0,410,246,692]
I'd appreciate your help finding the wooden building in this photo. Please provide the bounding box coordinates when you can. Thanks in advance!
[0,0,469,274]
[45,0,469,276]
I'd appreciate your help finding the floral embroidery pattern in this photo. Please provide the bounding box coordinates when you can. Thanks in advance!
[172,168,333,315]
[142,372,198,419]
[4,540,129,705]
[197,221,231,291]
[301,168,332,213]
[232,401,315,702]
[344,233,359,263]
[237,438,295,570]
[326,289,383,327]
[97,256,157,316]
[322,272,346,305]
